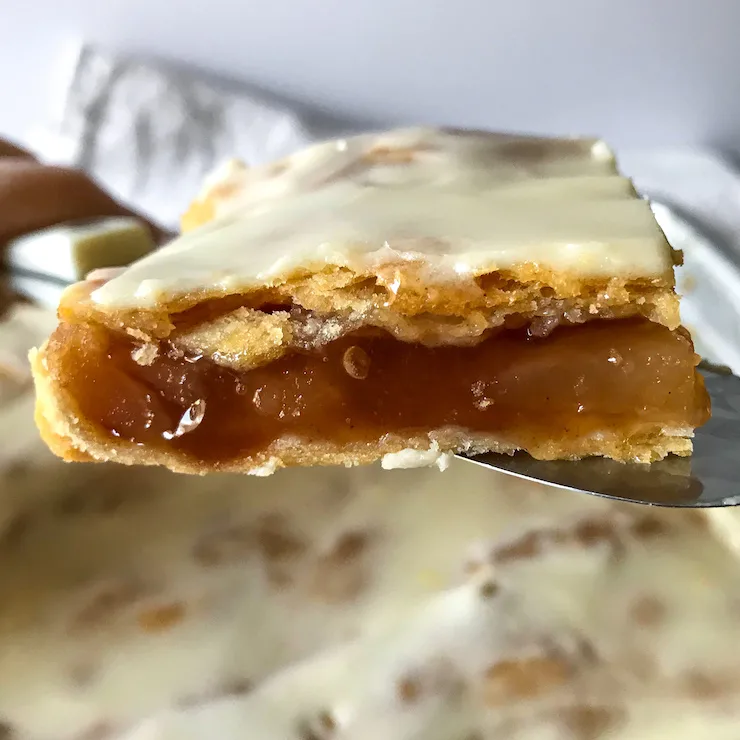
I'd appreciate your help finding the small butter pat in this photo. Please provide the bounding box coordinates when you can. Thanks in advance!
[5,216,156,285]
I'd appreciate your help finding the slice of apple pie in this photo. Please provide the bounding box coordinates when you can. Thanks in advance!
[31,127,709,475]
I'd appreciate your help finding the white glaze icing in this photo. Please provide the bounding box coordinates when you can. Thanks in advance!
[91,128,674,310]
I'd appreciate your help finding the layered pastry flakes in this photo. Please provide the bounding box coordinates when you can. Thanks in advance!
[31,128,709,474]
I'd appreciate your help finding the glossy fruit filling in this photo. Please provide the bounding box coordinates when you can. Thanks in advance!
[50,318,709,464]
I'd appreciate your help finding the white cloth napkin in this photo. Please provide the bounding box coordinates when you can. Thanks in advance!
[30,44,355,230]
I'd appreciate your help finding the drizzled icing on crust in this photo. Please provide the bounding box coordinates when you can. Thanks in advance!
[90,127,675,311]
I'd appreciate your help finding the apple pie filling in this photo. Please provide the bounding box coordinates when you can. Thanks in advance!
[47,317,709,466]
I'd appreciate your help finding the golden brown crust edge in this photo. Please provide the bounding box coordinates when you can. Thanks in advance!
[30,347,96,464]
[31,341,693,475]
[61,264,681,349]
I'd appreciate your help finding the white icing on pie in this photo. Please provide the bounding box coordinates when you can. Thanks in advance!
[91,128,674,310]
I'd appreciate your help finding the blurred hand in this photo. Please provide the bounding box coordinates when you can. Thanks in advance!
[0,140,34,159]
[0,138,173,244]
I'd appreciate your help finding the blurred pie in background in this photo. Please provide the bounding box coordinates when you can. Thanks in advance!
[0,134,739,740]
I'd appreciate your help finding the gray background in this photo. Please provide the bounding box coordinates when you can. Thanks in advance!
[3,0,740,150]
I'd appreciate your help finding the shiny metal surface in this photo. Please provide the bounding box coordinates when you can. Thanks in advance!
[461,367,740,508]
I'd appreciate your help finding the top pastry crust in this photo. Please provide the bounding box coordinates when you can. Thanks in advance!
[63,127,680,348]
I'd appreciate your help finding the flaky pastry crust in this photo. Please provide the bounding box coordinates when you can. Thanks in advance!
[31,128,702,474]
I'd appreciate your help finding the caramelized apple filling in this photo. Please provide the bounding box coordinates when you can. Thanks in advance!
[50,319,709,465]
